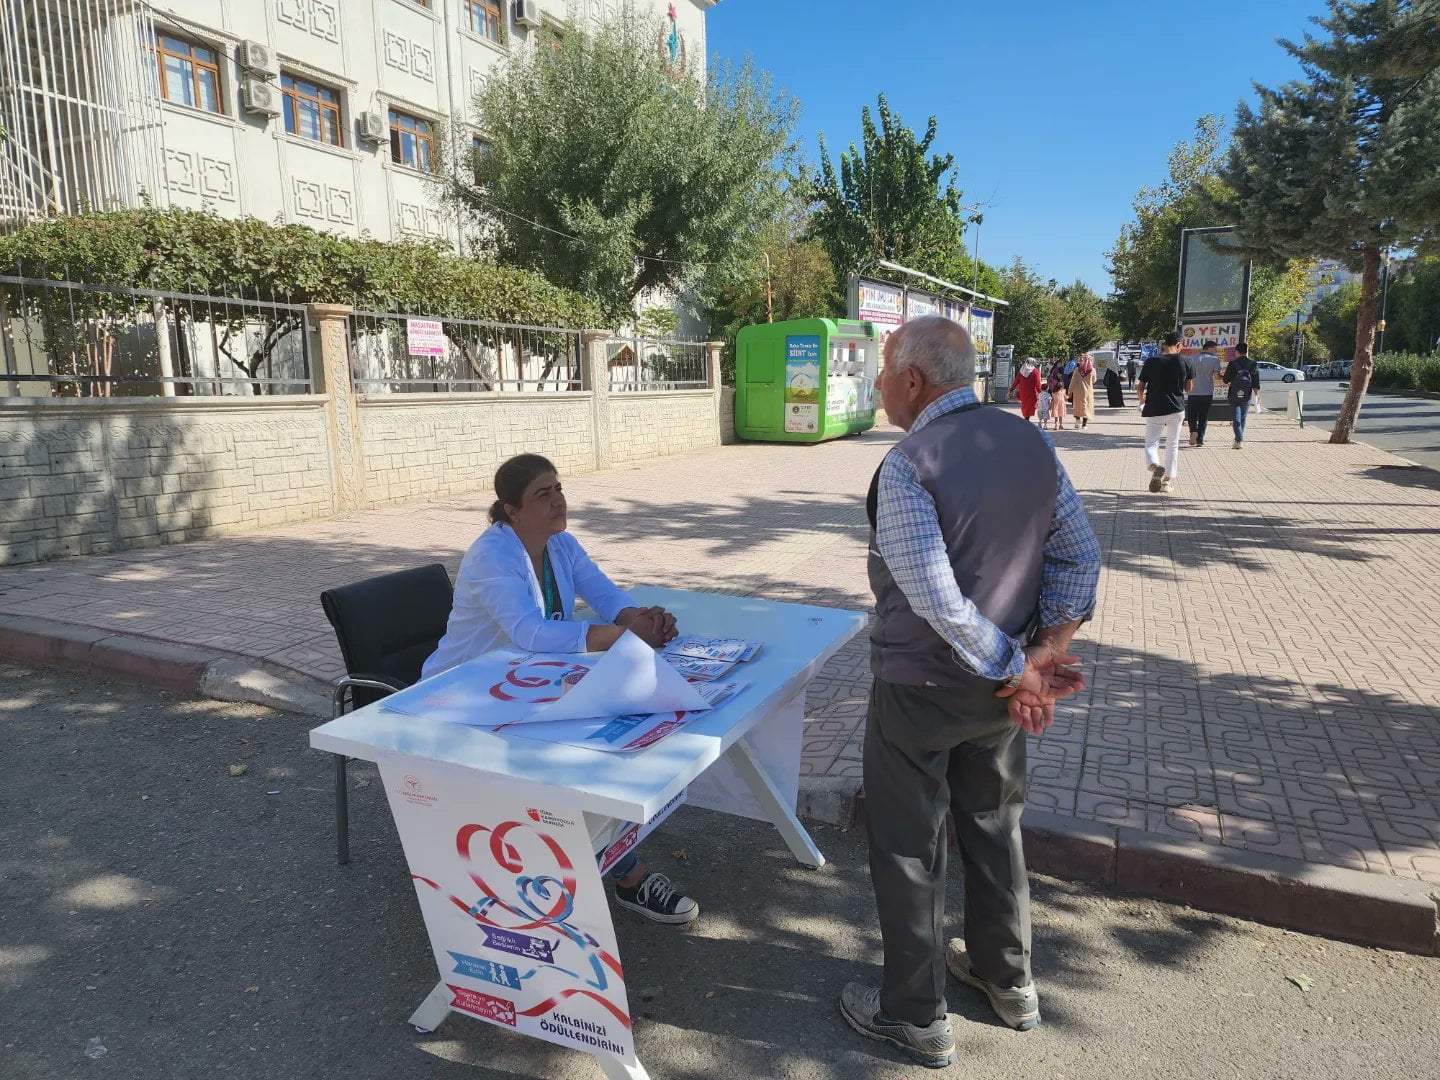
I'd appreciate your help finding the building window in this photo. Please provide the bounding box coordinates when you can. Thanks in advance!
[469,133,491,181]
[389,109,433,171]
[464,0,502,41]
[154,33,221,113]
[281,73,343,146]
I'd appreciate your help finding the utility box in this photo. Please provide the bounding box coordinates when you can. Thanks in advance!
[734,318,879,443]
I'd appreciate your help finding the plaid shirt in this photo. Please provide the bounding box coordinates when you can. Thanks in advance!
[874,386,1101,680]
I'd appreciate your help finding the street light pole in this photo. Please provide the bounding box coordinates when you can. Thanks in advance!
[1377,249,1391,355]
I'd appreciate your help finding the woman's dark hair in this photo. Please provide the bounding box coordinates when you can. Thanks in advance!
[490,454,557,524]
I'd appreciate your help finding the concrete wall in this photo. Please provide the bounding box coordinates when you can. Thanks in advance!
[0,308,727,566]
[356,393,596,506]
[0,397,332,564]
[609,390,724,465]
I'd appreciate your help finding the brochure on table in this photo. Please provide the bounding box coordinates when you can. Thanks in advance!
[380,631,710,730]
[378,753,635,1065]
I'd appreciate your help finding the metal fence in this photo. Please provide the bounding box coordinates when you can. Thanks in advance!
[606,338,709,391]
[349,311,583,393]
[0,275,314,397]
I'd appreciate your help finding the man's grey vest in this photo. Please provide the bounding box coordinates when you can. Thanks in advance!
[867,403,1058,687]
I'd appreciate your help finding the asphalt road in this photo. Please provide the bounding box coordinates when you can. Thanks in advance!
[4,664,1440,1080]
[1260,380,1440,471]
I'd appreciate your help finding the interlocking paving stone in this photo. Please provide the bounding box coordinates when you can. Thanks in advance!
[2,404,1438,881]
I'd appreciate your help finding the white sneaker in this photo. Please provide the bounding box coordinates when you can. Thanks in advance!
[946,941,1040,1031]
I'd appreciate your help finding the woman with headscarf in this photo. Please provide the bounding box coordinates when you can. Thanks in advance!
[1008,357,1042,421]
[1046,359,1068,429]
[1070,353,1096,428]
[1103,358,1125,407]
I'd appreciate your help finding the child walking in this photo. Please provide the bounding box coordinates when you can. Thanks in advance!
[1035,388,1053,428]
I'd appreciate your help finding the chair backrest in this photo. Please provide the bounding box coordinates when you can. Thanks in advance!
[321,563,454,708]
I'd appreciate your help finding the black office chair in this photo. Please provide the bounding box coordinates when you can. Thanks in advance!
[320,563,454,864]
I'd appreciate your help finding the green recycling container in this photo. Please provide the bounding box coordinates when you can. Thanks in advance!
[733,318,879,443]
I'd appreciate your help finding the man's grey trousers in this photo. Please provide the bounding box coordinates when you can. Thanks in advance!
[864,676,1032,1026]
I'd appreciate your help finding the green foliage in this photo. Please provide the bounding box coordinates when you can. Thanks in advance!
[1386,255,1440,354]
[452,9,797,322]
[1274,322,1332,368]
[993,260,1113,360]
[1310,279,1362,359]
[804,95,995,291]
[705,197,840,363]
[1106,116,1230,338]
[1107,115,1311,351]
[1219,0,1440,440]
[1370,351,1440,392]
[0,206,602,394]
[1056,280,1114,355]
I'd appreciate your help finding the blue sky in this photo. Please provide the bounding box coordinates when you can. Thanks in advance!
[706,0,1321,295]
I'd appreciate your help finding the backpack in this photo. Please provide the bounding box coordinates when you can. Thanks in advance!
[1229,360,1254,402]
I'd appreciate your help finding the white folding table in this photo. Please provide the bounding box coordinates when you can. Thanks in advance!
[309,587,865,1079]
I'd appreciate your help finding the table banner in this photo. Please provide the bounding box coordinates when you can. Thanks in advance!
[378,754,635,1065]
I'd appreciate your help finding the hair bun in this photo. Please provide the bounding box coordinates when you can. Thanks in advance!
[489,499,508,524]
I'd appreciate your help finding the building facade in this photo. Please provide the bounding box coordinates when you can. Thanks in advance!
[1,0,715,245]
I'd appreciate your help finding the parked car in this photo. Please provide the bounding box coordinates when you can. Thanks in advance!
[1256,361,1305,383]
[1303,364,1327,379]
[1333,359,1352,379]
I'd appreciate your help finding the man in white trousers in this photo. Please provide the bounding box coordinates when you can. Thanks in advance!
[1136,332,1194,494]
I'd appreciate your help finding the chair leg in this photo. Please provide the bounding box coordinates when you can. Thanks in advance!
[335,753,350,865]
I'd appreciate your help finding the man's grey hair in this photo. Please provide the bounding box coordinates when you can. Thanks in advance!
[890,315,976,387]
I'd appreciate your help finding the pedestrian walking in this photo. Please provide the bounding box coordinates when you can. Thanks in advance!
[1070,353,1096,428]
[1045,359,1068,429]
[1009,358,1042,422]
[1035,387,1053,428]
[1185,340,1223,447]
[1103,361,1125,407]
[1126,357,1138,388]
[1222,341,1261,449]
[1137,332,1195,493]
[840,315,1101,1069]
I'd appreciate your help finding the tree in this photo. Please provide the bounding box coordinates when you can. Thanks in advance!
[1311,279,1362,359]
[805,95,976,287]
[1276,322,1332,368]
[1106,117,1230,339]
[1221,0,1440,442]
[1387,256,1440,354]
[993,259,1068,359]
[450,12,796,323]
[706,197,839,344]
[1056,280,1114,356]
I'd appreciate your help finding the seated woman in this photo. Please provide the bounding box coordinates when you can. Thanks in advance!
[423,453,698,925]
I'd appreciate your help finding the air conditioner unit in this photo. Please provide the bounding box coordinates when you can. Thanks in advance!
[514,0,541,28]
[357,111,386,145]
[241,77,281,116]
[239,40,277,78]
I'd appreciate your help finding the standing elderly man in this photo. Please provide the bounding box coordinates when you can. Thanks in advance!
[840,316,1101,1069]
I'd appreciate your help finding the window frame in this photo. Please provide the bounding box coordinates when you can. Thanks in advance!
[388,108,435,172]
[463,0,503,42]
[280,72,344,147]
[154,32,223,114]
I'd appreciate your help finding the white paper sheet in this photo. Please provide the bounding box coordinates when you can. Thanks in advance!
[378,634,712,730]
[532,631,708,723]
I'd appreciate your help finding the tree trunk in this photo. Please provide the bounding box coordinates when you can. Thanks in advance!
[1330,244,1381,444]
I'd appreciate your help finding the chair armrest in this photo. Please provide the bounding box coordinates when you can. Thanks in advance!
[332,674,409,718]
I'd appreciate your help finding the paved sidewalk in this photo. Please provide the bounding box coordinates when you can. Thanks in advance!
[2,401,1439,891]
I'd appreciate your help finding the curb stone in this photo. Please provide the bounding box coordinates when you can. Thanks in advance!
[5,614,1435,956]
[0,613,330,716]
[854,793,1438,957]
